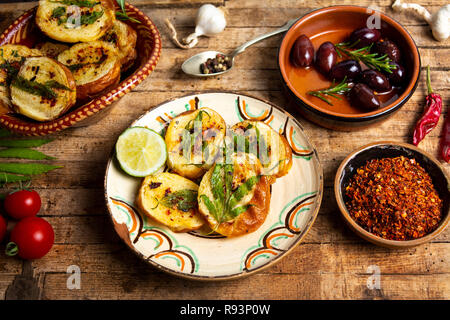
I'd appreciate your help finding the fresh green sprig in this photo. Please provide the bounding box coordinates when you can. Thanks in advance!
[0,148,54,160]
[200,163,259,226]
[335,42,396,74]
[115,0,141,24]
[307,77,352,105]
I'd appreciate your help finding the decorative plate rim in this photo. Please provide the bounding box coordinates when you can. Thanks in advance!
[0,2,162,136]
[103,91,324,281]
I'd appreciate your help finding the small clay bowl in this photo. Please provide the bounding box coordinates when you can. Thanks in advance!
[335,141,450,248]
[278,6,421,131]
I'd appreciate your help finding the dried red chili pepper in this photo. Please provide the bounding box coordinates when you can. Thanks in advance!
[413,66,443,146]
[440,113,450,162]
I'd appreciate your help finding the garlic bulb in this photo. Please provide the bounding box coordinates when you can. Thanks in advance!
[166,4,227,49]
[392,0,449,42]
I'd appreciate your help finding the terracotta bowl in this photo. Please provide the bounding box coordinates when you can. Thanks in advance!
[0,3,161,136]
[278,6,421,131]
[335,141,450,248]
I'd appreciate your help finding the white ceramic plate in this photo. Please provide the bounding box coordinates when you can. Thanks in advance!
[104,92,323,280]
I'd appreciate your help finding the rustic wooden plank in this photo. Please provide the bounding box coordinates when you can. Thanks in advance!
[40,272,450,299]
[31,242,450,275]
[154,47,450,70]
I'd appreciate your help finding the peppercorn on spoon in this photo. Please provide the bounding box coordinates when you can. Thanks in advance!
[181,19,297,77]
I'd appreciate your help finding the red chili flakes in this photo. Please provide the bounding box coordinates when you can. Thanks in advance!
[345,156,443,241]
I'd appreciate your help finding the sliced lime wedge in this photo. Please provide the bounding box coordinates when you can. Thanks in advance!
[115,127,167,177]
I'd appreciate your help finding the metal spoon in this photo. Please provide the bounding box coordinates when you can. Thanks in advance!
[181,19,298,77]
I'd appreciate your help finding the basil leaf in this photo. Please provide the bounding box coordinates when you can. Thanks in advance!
[210,164,224,211]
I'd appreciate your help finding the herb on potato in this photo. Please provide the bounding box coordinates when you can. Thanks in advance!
[200,163,259,225]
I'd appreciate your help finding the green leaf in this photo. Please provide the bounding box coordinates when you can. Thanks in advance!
[200,194,218,220]
[0,148,54,160]
[160,189,198,212]
[0,163,62,175]
[210,164,225,211]
[0,139,53,148]
[0,172,31,183]
[227,175,259,210]
[230,204,252,217]
[0,128,13,138]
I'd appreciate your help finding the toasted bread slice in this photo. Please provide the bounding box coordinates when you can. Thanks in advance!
[165,108,227,180]
[0,45,42,113]
[36,0,116,43]
[101,20,137,71]
[35,41,70,59]
[57,41,120,100]
[10,56,76,121]
[231,120,292,180]
[198,153,271,237]
[136,172,205,233]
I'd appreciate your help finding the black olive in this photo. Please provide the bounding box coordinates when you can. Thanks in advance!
[290,34,314,67]
[387,62,406,86]
[360,69,391,92]
[315,41,337,75]
[372,40,401,63]
[330,60,361,81]
[349,27,381,48]
[348,83,381,111]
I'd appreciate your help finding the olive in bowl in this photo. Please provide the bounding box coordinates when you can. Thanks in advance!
[278,6,421,131]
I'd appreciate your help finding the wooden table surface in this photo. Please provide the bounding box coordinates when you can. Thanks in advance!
[0,0,448,300]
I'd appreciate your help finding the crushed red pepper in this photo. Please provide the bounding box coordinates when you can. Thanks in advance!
[345,156,443,241]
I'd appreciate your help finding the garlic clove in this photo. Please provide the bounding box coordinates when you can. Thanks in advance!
[194,4,227,37]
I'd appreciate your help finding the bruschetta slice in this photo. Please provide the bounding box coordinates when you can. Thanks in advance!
[198,153,271,237]
[136,172,205,233]
[57,41,120,100]
[101,20,137,71]
[10,56,76,121]
[230,120,292,180]
[165,107,227,180]
[0,45,42,112]
[36,0,116,43]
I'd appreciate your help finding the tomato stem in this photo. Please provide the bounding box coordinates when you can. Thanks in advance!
[5,242,18,257]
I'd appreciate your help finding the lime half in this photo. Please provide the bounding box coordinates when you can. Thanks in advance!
[116,127,167,177]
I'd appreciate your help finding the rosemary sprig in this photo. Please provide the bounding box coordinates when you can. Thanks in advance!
[11,76,73,100]
[115,0,141,23]
[307,77,351,105]
[335,42,396,74]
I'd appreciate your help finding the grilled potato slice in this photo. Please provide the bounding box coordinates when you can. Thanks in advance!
[136,172,205,233]
[101,20,137,71]
[0,45,42,112]
[165,108,227,180]
[231,120,292,180]
[36,0,116,43]
[57,41,120,100]
[10,56,76,121]
[198,153,271,237]
[35,42,70,59]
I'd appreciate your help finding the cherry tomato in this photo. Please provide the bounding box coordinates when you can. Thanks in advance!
[6,217,54,260]
[0,215,6,243]
[4,190,41,220]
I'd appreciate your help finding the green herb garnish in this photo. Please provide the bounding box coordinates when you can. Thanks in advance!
[79,10,104,25]
[158,189,198,212]
[115,0,141,24]
[50,0,100,8]
[307,77,352,105]
[199,163,259,225]
[11,76,72,100]
[335,42,396,74]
